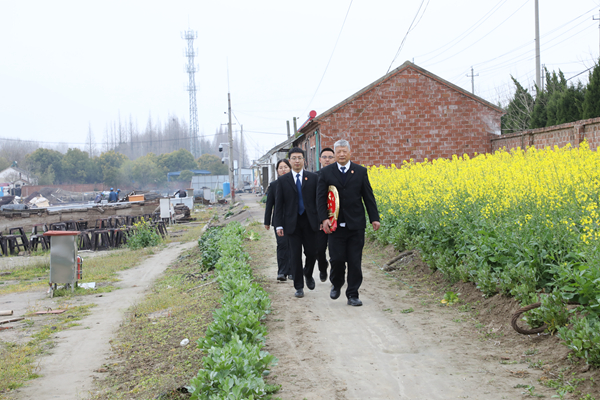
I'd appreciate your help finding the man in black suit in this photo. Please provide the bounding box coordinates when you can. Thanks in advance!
[274,147,320,298]
[317,139,380,306]
[316,147,335,282]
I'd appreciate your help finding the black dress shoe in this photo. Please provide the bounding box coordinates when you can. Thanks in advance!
[294,289,304,298]
[319,271,327,282]
[305,276,316,290]
[288,275,294,280]
[277,274,287,281]
[330,286,341,300]
[347,297,363,306]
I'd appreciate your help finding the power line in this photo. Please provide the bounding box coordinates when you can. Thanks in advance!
[424,0,527,68]
[318,0,428,141]
[302,0,354,117]
[243,129,287,136]
[388,0,430,71]
[418,0,509,64]
[567,64,596,81]
[424,3,597,93]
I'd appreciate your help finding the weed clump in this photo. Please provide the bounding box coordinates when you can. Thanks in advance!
[127,218,162,250]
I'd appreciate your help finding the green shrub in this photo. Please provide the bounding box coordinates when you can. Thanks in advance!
[127,218,162,250]
[198,226,223,270]
[558,315,600,366]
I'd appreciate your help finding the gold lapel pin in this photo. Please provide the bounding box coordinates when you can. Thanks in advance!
[351,170,354,174]
[304,177,308,180]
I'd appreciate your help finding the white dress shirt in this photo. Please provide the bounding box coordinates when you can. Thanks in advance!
[336,162,350,227]
[276,169,304,231]
[337,162,350,172]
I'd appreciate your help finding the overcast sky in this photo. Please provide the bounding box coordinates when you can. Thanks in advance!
[1,0,599,160]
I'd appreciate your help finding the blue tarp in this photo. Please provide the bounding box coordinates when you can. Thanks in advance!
[166,169,211,182]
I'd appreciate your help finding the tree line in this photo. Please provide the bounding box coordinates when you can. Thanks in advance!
[0,115,250,188]
[90,115,249,168]
[502,61,600,134]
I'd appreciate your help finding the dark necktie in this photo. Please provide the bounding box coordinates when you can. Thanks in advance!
[340,166,347,185]
[296,173,305,215]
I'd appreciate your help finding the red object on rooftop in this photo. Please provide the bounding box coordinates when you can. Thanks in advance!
[298,111,318,131]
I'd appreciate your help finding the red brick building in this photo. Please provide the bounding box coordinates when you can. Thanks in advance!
[295,61,504,170]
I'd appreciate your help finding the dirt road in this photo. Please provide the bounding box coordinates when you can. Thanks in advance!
[7,241,197,400]
[240,193,552,400]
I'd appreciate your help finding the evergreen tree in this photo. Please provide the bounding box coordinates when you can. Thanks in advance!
[26,148,65,183]
[544,71,569,126]
[582,62,600,119]
[38,165,55,185]
[529,68,552,129]
[555,82,585,125]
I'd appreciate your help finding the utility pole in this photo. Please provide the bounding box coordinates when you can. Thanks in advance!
[535,0,541,91]
[238,125,244,190]
[293,117,298,136]
[593,9,600,55]
[182,29,200,157]
[227,93,235,202]
[466,66,479,94]
[286,121,291,139]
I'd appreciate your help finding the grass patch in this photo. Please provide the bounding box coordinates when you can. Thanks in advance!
[166,209,215,244]
[91,245,221,400]
[2,259,50,280]
[0,247,160,297]
[0,303,95,395]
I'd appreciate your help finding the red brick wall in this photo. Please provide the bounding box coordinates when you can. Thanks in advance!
[491,117,600,152]
[305,67,501,167]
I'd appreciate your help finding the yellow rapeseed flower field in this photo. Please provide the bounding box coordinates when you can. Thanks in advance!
[369,142,600,298]
[369,142,600,365]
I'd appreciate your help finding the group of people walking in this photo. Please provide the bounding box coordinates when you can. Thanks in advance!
[263,139,380,306]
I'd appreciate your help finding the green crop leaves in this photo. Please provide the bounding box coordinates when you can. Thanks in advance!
[189,222,277,399]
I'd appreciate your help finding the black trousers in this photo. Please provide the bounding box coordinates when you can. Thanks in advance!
[328,227,365,299]
[275,230,291,276]
[288,212,317,290]
[316,229,329,273]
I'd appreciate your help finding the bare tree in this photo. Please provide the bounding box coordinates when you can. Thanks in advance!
[85,123,96,158]
[0,139,39,170]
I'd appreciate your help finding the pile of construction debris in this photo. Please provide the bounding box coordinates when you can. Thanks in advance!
[27,195,50,208]
[25,188,96,205]
[173,204,191,222]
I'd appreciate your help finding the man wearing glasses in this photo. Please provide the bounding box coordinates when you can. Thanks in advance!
[274,147,319,298]
[317,147,335,283]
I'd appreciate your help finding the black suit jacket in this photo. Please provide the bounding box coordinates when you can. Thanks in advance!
[263,179,279,226]
[317,162,379,230]
[273,170,319,234]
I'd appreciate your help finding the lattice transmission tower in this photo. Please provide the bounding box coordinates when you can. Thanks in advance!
[181,29,200,157]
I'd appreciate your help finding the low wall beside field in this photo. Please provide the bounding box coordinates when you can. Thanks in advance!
[492,117,600,152]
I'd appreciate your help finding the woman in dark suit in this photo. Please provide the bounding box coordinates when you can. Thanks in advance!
[264,159,292,281]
